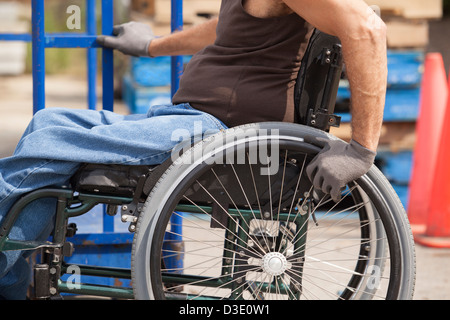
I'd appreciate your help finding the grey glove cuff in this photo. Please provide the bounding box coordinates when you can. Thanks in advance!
[349,139,377,161]
[140,38,154,57]
[97,22,155,57]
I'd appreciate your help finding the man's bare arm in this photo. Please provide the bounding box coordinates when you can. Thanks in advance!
[97,18,218,59]
[281,0,387,152]
[149,17,219,57]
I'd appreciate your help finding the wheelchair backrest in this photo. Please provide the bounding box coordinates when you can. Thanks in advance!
[294,29,344,132]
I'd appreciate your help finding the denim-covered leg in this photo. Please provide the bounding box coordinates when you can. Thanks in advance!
[0,103,228,299]
[0,198,59,300]
[0,255,31,300]
[13,105,227,165]
[0,108,125,299]
[0,158,78,299]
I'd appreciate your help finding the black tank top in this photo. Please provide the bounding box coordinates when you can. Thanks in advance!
[172,0,313,127]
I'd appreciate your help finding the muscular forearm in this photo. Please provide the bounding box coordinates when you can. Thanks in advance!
[341,17,387,152]
[148,17,219,57]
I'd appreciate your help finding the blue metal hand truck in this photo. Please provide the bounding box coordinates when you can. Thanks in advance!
[0,0,184,297]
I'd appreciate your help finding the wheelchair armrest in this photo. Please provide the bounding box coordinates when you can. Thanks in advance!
[294,29,344,132]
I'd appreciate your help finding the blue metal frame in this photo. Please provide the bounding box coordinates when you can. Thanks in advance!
[170,0,184,257]
[0,0,118,234]
[0,0,184,245]
[4,0,116,235]
[0,0,184,130]
[101,0,115,113]
[86,0,98,110]
[31,0,45,114]
[171,0,183,96]
[0,0,115,114]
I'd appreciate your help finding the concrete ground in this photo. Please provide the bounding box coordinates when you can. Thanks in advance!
[1,74,449,300]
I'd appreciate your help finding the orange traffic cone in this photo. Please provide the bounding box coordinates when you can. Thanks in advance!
[408,53,448,235]
[415,67,450,248]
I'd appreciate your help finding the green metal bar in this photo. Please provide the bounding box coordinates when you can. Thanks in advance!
[221,218,237,281]
[0,189,73,251]
[0,188,133,252]
[58,281,134,299]
[162,273,231,289]
[62,264,131,279]
[162,273,292,297]
[1,239,60,252]
[175,204,307,223]
[66,194,133,218]
[231,213,251,300]
[166,293,221,300]
[288,212,310,299]
[175,204,212,214]
[53,198,71,245]
[168,204,311,299]
[176,204,258,217]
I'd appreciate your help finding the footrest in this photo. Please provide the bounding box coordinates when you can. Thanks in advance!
[71,163,157,197]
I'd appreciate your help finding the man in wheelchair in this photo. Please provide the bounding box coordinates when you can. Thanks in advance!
[0,0,387,299]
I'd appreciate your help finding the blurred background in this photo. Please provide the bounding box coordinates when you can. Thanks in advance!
[2,0,450,208]
[0,0,449,299]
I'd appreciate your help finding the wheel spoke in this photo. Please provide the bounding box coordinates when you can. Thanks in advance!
[139,140,411,301]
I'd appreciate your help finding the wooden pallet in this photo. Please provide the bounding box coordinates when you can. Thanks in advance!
[331,122,417,152]
[150,0,443,21]
[364,0,443,19]
[386,19,429,48]
[131,0,155,17]
[154,0,221,24]
[146,0,437,47]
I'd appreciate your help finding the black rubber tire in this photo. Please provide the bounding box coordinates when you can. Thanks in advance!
[131,122,416,300]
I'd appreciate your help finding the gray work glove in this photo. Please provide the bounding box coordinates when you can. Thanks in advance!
[97,22,155,57]
[306,138,376,202]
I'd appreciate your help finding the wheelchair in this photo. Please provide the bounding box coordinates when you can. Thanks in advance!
[0,29,416,300]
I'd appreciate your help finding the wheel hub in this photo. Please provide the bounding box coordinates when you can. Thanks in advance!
[262,252,288,276]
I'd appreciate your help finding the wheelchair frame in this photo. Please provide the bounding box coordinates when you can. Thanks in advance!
[0,25,362,299]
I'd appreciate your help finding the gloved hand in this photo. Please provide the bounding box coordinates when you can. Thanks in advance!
[306,138,376,202]
[97,22,156,57]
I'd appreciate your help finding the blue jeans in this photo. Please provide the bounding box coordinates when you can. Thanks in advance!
[0,103,227,299]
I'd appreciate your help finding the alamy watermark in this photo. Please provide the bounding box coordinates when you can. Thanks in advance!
[366,265,382,290]
[66,5,81,30]
[366,5,383,31]
[65,265,81,290]
[170,122,281,175]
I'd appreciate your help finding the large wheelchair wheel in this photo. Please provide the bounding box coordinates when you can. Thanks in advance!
[131,123,415,300]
